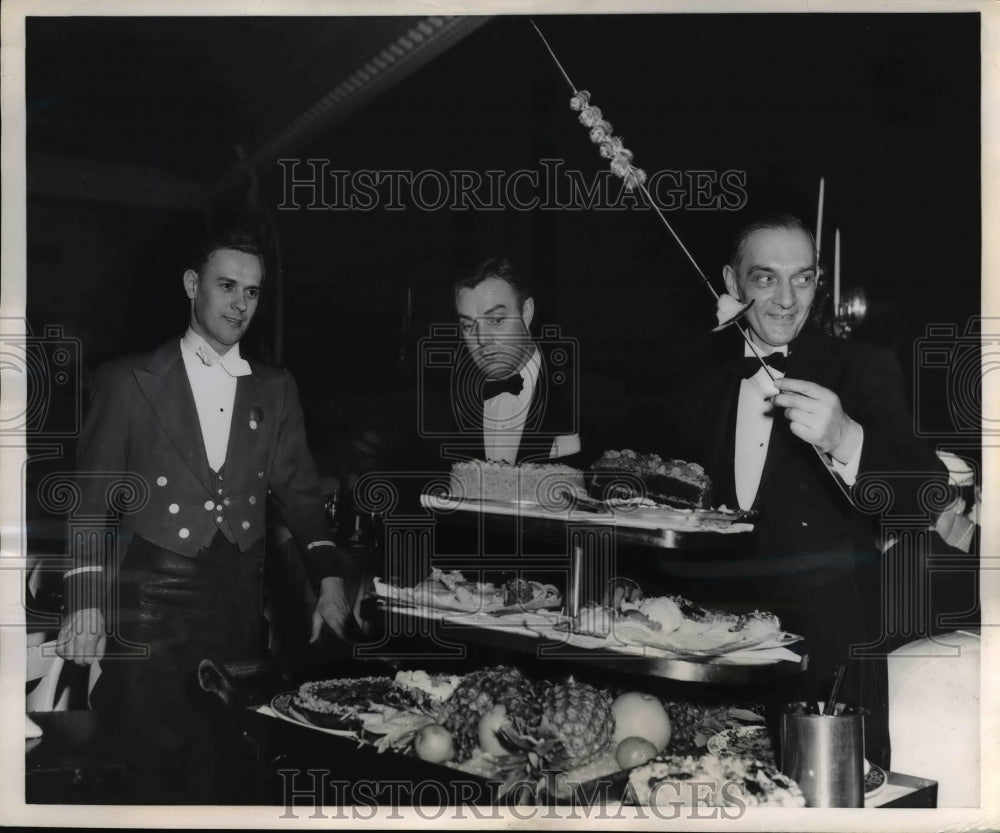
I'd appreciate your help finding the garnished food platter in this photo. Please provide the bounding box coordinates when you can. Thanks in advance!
[707,725,775,763]
[254,665,812,807]
[373,570,563,616]
[372,573,807,685]
[252,670,925,808]
[269,691,358,738]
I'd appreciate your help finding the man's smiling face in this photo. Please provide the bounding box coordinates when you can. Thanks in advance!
[723,225,817,349]
[183,248,262,355]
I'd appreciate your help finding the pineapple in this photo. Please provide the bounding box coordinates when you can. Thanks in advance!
[437,666,542,761]
[535,680,616,768]
[500,679,616,774]
[662,700,706,757]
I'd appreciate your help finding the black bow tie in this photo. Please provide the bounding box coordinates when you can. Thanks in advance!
[481,373,525,400]
[735,352,788,379]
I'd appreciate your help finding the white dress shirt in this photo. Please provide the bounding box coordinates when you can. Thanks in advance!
[734,343,864,511]
[734,345,787,511]
[179,329,251,472]
[480,347,582,463]
[483,346,542,464]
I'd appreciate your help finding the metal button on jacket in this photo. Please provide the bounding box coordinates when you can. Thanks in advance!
[157,476,167,487]
[168,504,179,514]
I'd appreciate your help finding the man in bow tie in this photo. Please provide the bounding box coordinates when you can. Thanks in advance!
[55,229,351,801]
[666,213,948,768]
[451,258,580,464]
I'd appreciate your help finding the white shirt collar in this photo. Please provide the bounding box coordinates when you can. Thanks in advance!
[180,328,252,377]
[743,342,789,359]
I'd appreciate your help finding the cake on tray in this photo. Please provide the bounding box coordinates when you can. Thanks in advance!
[590,449,712,510]
[449,459,585,505]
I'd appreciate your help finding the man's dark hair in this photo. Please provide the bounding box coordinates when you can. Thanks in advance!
[453,258,533,311]
[728,213,815,271]
[192,228,266,280]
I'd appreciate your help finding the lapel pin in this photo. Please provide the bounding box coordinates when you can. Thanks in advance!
[250,406,264,431]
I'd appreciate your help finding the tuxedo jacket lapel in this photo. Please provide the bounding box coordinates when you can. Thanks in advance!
[224,369,275,486]
[446,348,487,460]
[134,340,213,490]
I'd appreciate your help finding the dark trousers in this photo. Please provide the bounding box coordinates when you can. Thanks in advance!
[755,569,891,770]
[91,532,263,803]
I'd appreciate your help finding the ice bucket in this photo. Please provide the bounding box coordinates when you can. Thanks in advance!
[780,701,865,807]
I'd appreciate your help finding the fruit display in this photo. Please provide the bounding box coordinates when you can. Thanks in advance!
[499,680,616,773]
[282,665,785,804]
[438,666,543,762]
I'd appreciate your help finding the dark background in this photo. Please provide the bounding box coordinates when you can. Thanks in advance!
[23,13,981,475]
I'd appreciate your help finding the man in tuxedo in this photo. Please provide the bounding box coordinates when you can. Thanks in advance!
[671,213,947,768]
[55,229,351,801]
[450,257,580,466]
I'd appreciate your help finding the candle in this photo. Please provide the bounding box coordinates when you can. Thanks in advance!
[834,229,841,315]
[815,177,825,263]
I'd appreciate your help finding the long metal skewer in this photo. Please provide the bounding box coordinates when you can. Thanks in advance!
[530,20,856,508]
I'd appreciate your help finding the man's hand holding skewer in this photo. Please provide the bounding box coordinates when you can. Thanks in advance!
[773,377,863,464]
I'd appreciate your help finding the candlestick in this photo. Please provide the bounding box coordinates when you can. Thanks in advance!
[815,177,825,263]
[834,229,841,315]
